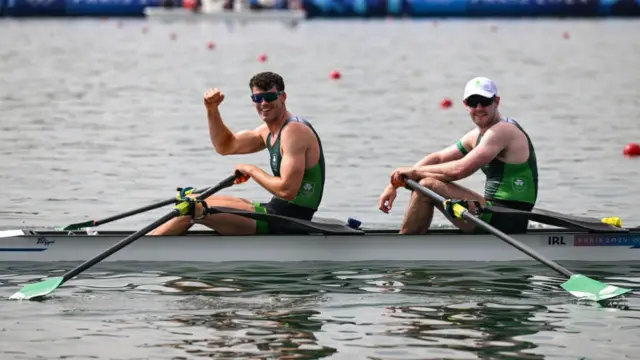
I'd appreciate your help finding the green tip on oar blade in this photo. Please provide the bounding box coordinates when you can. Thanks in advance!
[560,274,632,302]
[9,277,64,301]
[57,220,95,231]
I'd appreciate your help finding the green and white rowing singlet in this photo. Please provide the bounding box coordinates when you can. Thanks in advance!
[265,117,325,212]
[459,118,538,206]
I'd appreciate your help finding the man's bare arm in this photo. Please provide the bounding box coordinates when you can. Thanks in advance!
[414,130,477,167]
[245,123,309,200]
[414,128,509,181]
[207,107,267,155]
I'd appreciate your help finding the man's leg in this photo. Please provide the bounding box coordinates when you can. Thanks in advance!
[400,177,486,234]
[149,195,258,236]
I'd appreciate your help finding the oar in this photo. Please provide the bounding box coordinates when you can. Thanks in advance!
[485,205,627,233]
[58,186,215,231]
[10,171,247,301]
[403,177,632,304]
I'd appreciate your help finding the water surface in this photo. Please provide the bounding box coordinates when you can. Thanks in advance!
[1,17,640,359]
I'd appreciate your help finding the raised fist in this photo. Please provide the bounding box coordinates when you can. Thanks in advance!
[203,88,225,109]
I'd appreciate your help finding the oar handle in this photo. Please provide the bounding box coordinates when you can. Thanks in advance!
[197,171,247,200]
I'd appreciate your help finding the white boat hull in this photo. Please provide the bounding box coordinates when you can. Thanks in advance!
[1,228,639,263]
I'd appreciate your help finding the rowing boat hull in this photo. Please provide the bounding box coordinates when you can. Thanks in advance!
[143,7,306,22]
[1,228,639,262]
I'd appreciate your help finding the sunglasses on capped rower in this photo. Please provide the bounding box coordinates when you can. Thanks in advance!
[465,95,495,108]
[250,91,282,103]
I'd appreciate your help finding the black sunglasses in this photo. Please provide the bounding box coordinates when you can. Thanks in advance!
[465,96,495,108]
[250,91,282,103]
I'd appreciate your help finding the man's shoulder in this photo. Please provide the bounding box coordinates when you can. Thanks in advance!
[254,123,270,140]
[497,117,525,131]
[488,119,521,136]
[483,119,528,152]
[474,121,514,148]
[286,116,315,129]
[283,118,316,139]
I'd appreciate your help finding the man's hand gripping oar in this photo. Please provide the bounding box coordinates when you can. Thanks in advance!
[394,175,632,305]
[10,171,249,301]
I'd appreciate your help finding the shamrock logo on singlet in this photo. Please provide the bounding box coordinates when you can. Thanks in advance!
[512,178,526,192]
[299,182,314,197]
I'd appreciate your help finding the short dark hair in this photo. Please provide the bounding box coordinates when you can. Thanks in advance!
[249,72,285,92]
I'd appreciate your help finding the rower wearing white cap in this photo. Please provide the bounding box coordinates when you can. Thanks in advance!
[378,77,539,234]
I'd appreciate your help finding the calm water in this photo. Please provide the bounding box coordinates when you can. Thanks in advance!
[1,17,640,359]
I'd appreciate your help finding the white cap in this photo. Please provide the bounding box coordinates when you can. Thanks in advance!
[463,77,498,100]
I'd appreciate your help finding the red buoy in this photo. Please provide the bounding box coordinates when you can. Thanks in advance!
[440,98,452,109]
[623,143,640,157]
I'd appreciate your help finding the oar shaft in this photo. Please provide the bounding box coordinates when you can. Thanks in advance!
[404,179,574,279]
[62,211,178,282]
[92,199,173,226]
[62,173,240,283]
[198,173,240,198]
[92,187,208,227]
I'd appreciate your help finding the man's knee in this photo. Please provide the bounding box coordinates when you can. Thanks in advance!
[172,215,194,226]
[418,177,438,188]
[413,177,439,202]
[201,195,256,214]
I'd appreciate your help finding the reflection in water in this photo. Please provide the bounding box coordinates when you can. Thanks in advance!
[149,299,552,359]
[0,261,638,359]
[162,309,335,359]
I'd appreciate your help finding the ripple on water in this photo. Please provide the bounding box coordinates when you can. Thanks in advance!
[2,17,640,360]
[0,261,639,359]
